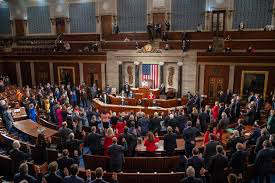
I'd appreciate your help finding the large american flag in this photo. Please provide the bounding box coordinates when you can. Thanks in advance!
[142,64,159,88]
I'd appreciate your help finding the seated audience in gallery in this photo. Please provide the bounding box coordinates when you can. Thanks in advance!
[207,44,213,52]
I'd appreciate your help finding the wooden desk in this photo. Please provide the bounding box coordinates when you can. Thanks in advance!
[136,138,203,153]
[93,99,183,115]
[131,88,160,99]
[13,119,57,138]
[109,95,181,108]
[11,107,27,121]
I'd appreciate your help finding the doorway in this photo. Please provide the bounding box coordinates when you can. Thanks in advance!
[212,10,225,37]
[208,76,225,99]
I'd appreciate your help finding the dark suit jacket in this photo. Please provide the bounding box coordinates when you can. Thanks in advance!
[108,143,127,167]
[59,127,73,146]
[226,136,245,154]
[255,135,270,153]
[180,176,203,183]
[203,140,220,167]
[9,148,30,173]
[229,150,248,174]
[187,156,204,178]
[119,133,137,156]
[163,133,177,154]
[57,156,75,177]
[14,173,39,183]
[183,127,197,143]
[45,173,64,183]
[244,108,255,125]
[87,132,103,154]
[150,117,162,133]
[255,148,275,175]
[208,153,228,183]
[64,175,84,183]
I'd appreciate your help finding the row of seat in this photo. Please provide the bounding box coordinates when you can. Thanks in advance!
[83,154,180,173]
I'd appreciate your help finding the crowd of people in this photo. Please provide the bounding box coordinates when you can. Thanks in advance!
[0,82,275,183]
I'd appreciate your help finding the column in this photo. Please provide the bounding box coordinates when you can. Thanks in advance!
[79,63,84,84]
[30,62,36,87]
[134,62,140,88]
[101,63,106,89]
[118,62,123,93]
[159,62,164,85]
[16,62,22,87]
[228,65,235,91]
[49,62,54,85]
[199,64,205,94]
[177,62,183,97]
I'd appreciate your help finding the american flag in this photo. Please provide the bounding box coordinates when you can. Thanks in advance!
[142,64,159,88]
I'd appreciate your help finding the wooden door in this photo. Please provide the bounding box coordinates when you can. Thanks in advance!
[212,10,225,37]
[153,13,165,30]
[208,77,225,99]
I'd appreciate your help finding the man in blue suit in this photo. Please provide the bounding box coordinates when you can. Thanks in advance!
[108,137,127,172]
[64,164,84,183]
[88,167,119,183]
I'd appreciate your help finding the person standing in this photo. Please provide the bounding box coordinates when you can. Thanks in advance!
[108,137,127,172]
[208,145,228,183]
[183,121,198,157]
[163,126,177,155]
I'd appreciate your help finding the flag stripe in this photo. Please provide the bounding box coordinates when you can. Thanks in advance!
[142,64,159,88]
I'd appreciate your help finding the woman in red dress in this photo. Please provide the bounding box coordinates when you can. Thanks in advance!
[213,123,223,143]
[103,127,115,156]
[211,101,219,123]
[144,132,159,154]
[116,118,126,134]
[148,92,154,99]
[203,126,215,146]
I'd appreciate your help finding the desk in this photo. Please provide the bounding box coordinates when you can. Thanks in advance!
[109,95,180,108]
[136,138,203,153]
[13,119,57,138]
[11,107,27,121]
[131,88,160,99]
[93,99,183,115]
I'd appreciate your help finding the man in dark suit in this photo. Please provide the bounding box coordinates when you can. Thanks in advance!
[255,128,270,153]
[226,130,245,155]
[218,91,226,104]
[150,112,162,134]
[229,99,236,122]
[64,164,84,183]
[243,103,255,125]
[203,133,220,168]
[123,82,131,97]
[45,161,64,183]
[180,166,203,183]
[118,127,137,157]
[59,122,73,149]
[183,121,199,157]
[108,137,127,172]
[57,149,75,178]
[229,143,248,177]
[187,147,204,178]
[88,167,119,183]
[193,93,201,110]
[255,94,263,120]
[10,140,30,174]
[87,126,103,155]
[218,103,225,121]
[65,133,82,156]
[163,126,177,155]
[255,140,275,183]
[234,97,241,119]
[208,145,228,183]
[14,163,42,183]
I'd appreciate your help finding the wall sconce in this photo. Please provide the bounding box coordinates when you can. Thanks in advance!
[134,61,140,65]
[117,61,122,65]
[159,62,164,66]
[96,15,100,23]
[177,62,183,67]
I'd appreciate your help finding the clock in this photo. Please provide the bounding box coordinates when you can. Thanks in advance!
[144,44,153,53]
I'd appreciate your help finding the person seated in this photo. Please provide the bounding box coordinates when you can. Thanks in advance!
[14,163,42,183]
[225,47,232,52]
[144,132,159,154]
[159,83,166,95]
[137,99,144,106]
[63,41,71,52]
[196,24,202,32]
[239,21,244,31]
[100,92,109,104]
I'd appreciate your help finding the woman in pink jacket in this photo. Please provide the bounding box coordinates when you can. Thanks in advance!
[56,105,63,128]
